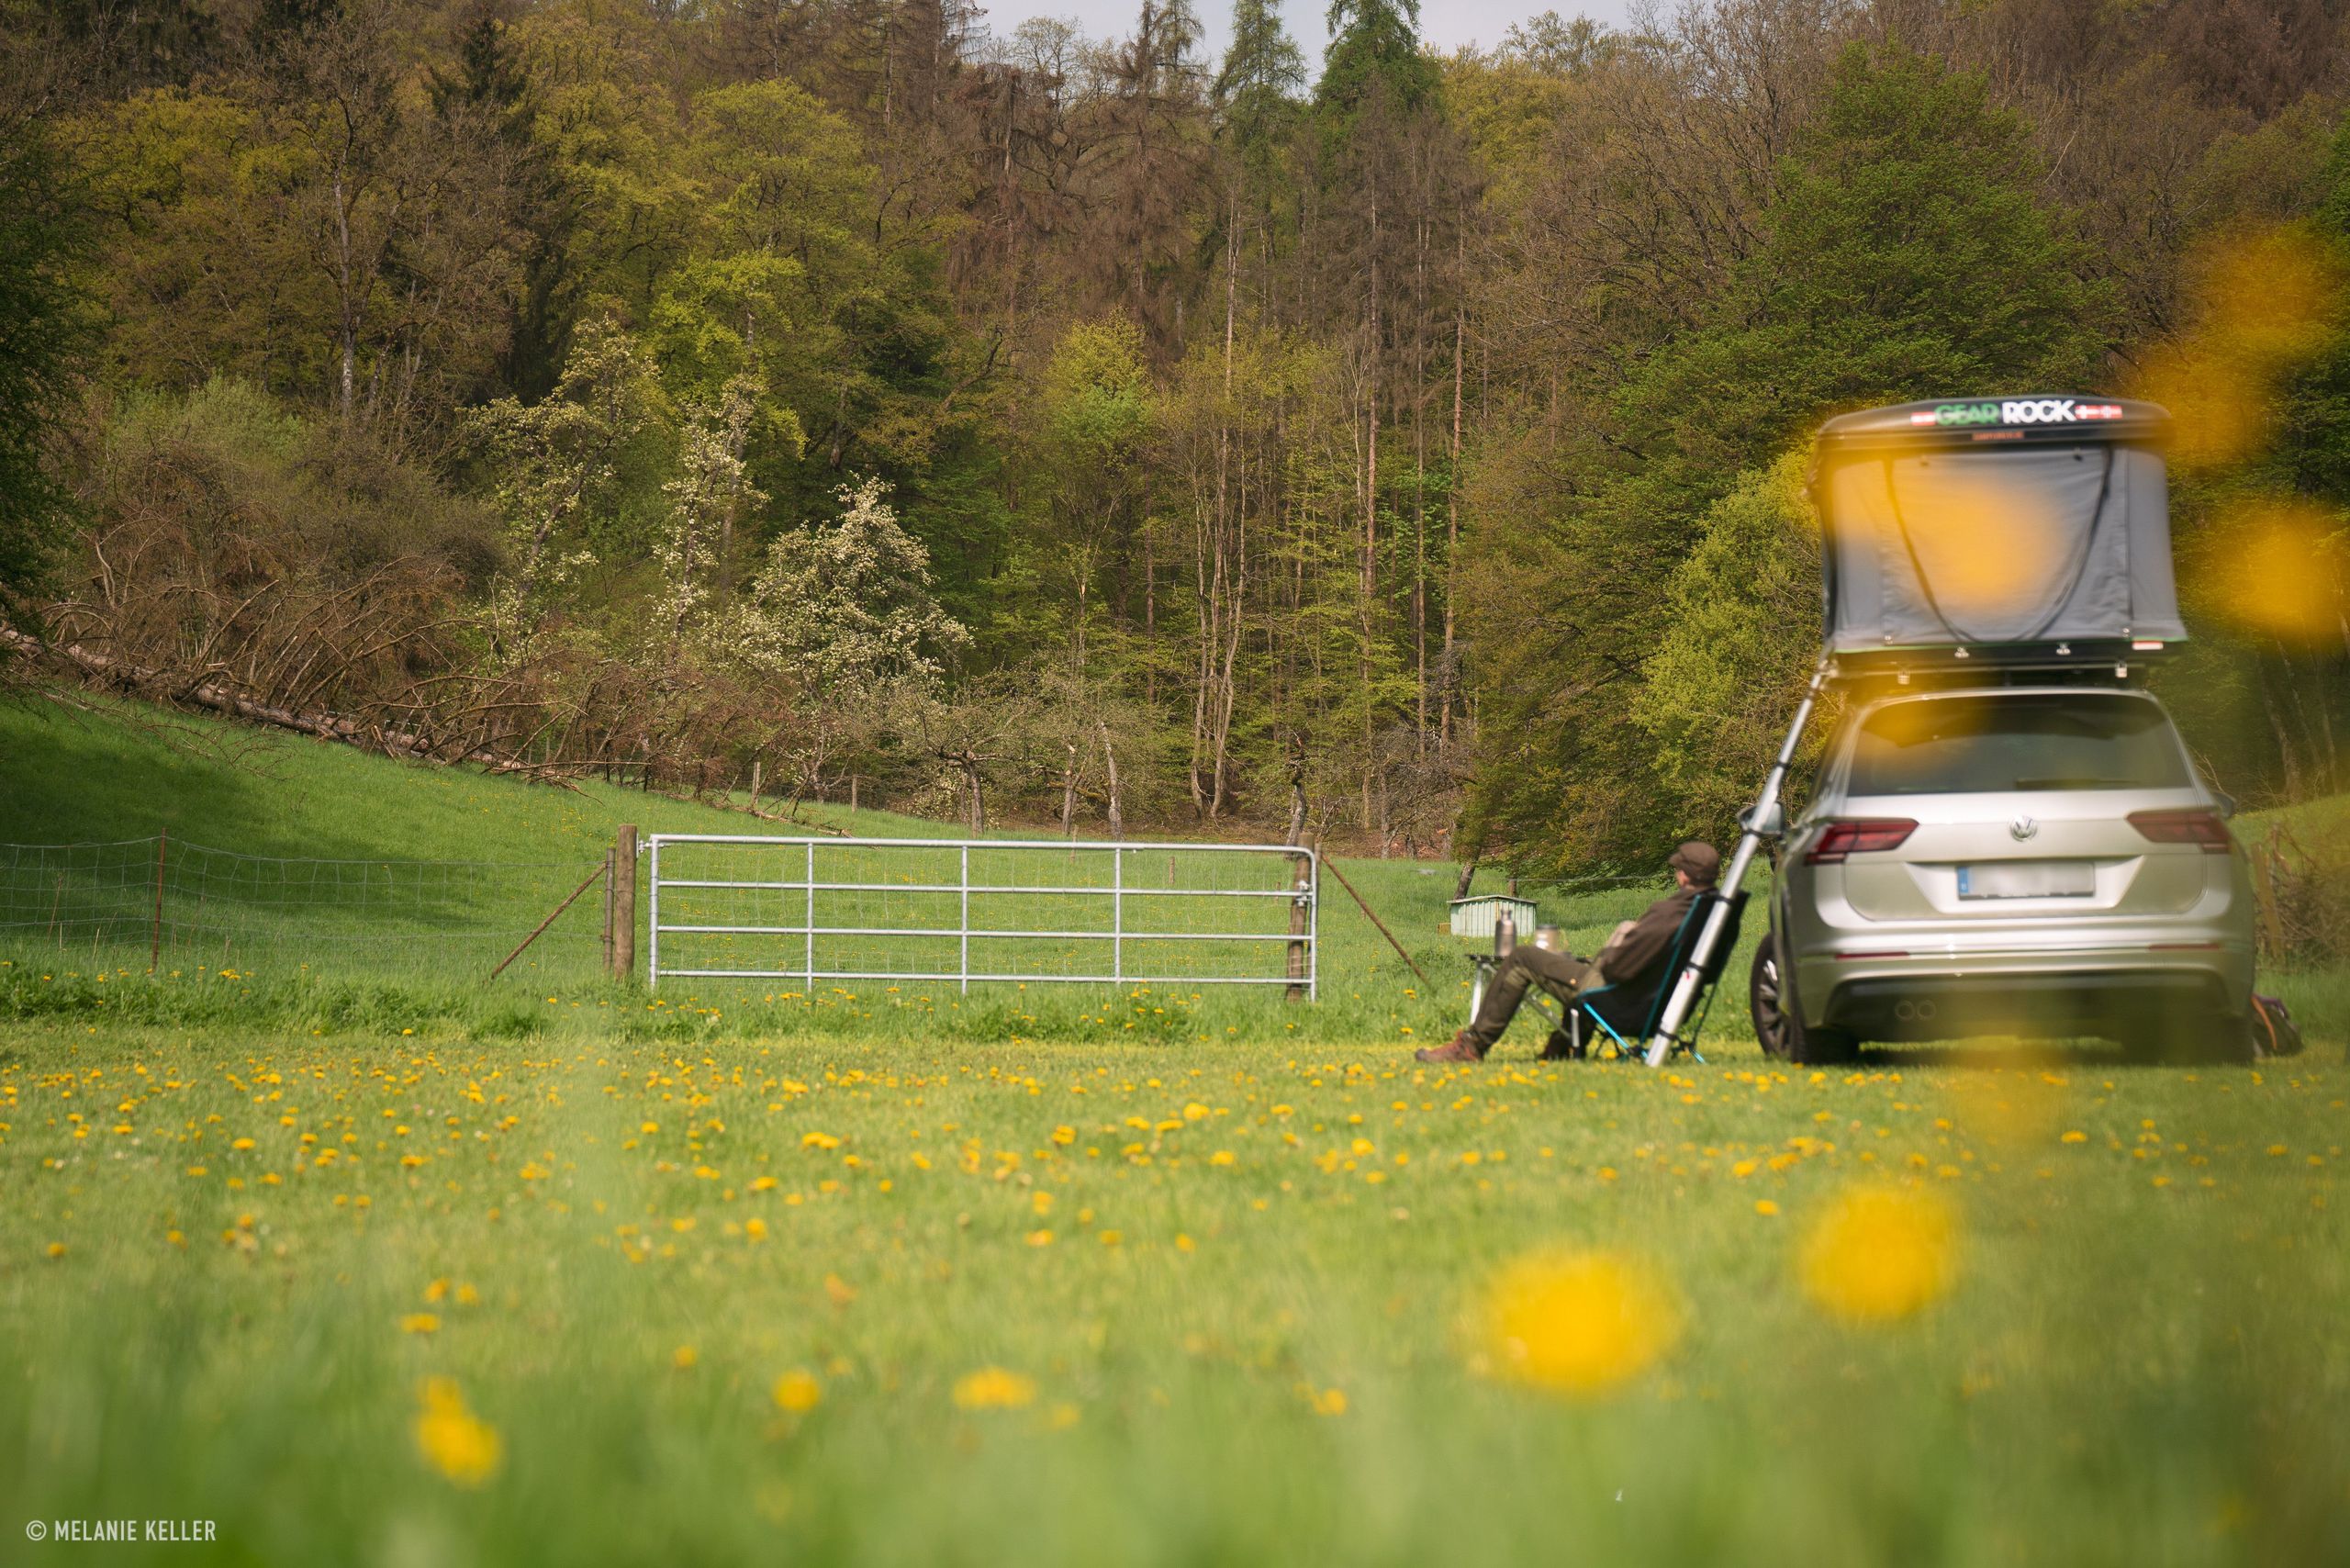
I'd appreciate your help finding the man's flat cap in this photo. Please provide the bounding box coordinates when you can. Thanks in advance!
[1669,841,1720,886]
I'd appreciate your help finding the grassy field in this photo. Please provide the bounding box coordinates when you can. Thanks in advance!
[2,696,2346,1564]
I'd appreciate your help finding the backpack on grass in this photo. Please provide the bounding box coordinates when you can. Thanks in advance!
[2250,994,2304,1060]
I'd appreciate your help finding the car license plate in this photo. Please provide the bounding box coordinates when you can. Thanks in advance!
[1957,861,2095,900]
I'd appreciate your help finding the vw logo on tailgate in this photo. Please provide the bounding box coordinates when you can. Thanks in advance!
[2009,814,2040,842]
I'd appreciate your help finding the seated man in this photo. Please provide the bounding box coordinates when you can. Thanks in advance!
[1416,841,1719,1064]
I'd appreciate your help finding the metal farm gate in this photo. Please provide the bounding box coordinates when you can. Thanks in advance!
[645,835,1317,998]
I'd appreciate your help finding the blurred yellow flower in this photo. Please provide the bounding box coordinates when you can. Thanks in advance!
[1302,1384,1348,1416]
[401,1313,441,1335]
[413,1377,501,1487]
[1480,1249,1679,1396]
[673,1345,699,1371]
[1799,1185,1958,1324]
[953,1367,1037,1410]
[772,1370,822,1413]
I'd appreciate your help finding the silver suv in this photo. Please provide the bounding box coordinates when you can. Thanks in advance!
[1750,685,2255,1063]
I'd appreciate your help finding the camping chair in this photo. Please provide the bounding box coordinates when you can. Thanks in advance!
[1548,890,1747,1064]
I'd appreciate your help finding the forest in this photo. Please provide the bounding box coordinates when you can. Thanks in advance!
[3,0,2348,876]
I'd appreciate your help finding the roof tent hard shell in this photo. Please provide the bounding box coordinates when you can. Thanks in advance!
[1808,395,2182,676]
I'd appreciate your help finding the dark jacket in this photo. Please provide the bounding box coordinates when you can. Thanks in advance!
[1595,886,1697,987]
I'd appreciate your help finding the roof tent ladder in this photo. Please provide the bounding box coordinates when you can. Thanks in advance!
[1644,651,1831,1066]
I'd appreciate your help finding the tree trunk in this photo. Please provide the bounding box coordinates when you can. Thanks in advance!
[1097,719,1124,841]
[1444,252,1464,747]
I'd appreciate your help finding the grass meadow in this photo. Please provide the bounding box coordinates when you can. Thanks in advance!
[1,696,2346,1565]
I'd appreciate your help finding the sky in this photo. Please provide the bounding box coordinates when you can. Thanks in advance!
[970,0,1642,63]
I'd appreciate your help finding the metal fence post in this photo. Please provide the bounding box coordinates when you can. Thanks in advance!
[1286,853,1310,1002]
[645,834,659,991]
[958,843,970,995]
[1112,844,1123,987]
[804,840,816,1001]
[1308,850,1319,1002]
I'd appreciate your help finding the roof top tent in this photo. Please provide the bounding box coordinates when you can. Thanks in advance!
[1810,395,2182,681]
[1634,393,2182,1066]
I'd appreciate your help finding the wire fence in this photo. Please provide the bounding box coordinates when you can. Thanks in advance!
[0,835,610,980]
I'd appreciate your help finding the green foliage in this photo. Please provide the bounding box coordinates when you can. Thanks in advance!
[1214,0,1305,170]
[0,118,94,606]
[1315,0,1441,123]
[1628,454,1834,831]
[1465,42,2119,872]
[737,477,970,694]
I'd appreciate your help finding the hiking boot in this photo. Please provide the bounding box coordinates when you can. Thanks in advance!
[1540,1029,1583,1061]
[1415,1031,1484,1064]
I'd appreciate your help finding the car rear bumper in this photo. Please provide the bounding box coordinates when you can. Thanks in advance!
[1794,939,2255,1040]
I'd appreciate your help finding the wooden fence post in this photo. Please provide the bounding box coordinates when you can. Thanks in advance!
[600,847,615,975]
[611,823,638,981]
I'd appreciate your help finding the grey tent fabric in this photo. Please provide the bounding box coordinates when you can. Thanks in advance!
[1819,443,2184,653]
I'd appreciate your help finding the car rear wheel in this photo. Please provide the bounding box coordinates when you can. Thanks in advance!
[1751,932,1859,1065]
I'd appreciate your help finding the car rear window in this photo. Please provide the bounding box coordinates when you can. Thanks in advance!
[1846,694,2192,795]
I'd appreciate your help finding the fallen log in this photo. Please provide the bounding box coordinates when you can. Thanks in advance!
[1,624,584,788]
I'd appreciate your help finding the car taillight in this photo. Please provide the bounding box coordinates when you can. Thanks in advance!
[1805,818,1918,864]
[2128,808,2232,853]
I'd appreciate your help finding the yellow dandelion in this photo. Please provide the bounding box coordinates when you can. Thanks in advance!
[1025,1228,1054,1248]
[772,1369,822,1413]
[673,1345,699,1371]
[1799,1185,1959,1324]
[413,1377,501,1487]
[400,1313,442,1335]
[1480,1249,1680,1396]
[45,1241,67,1260]
[952,1367,1037,1410]
[1754,1200,1780,1216]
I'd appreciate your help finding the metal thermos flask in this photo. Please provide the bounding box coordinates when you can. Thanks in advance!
[1494,910,1516,958]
